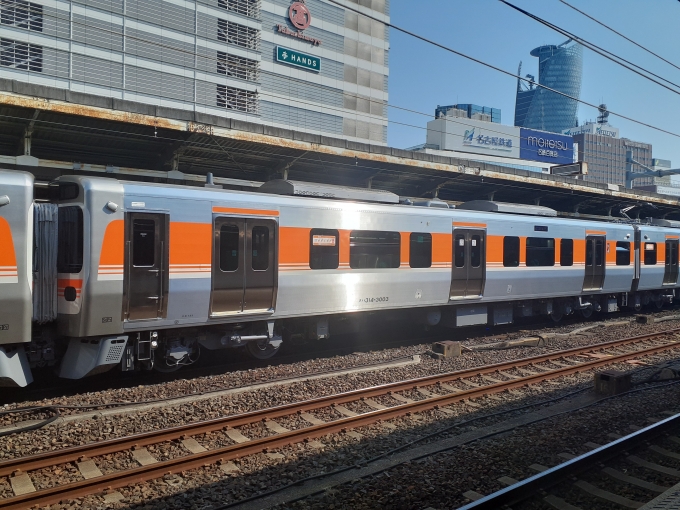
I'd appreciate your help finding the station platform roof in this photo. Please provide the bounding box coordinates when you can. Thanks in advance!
[0,83,679,220]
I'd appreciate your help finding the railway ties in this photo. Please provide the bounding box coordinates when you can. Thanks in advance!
[0,330,679,509]
[459,412,680,510]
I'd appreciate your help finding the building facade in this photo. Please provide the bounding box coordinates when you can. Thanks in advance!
[515,40,582,134]
[0,0,389,144]
[419,110,574,173]
[573,132,652,187]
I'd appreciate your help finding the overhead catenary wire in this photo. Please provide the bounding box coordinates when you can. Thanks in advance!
[326,0,680,140]
[499,0,680,96]
[558,0,680,73]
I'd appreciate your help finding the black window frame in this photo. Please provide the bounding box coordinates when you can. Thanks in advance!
[560,238,573,266]
[616,241,631,266]
[131,219,156,268]
[503,236,520,267]
[349,230,400,269]
[57,206,84,274]
[251,226,269,271]
[644,242,657,265]
[310,228,339,270]
[219,224,240,272]
[525,237,555,267]
[409,232,432,268]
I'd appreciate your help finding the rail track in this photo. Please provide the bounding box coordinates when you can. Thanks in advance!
[460,411,680,510]
[1,329,680,509]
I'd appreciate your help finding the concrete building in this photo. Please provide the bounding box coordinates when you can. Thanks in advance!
[414,105,574,174]
[515,40,583,134]
[0,0,389,144]
[569,123,653,187]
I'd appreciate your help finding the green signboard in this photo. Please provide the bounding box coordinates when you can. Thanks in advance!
[276,46,320,72]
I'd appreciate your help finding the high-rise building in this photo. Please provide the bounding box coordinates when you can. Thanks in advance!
[0,0,389,144]
[515,39,583,134]
[571,130,652,187]
[435,104,501,124]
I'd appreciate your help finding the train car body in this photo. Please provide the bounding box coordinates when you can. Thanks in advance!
[1,171,679,386]
[0,170,33,386]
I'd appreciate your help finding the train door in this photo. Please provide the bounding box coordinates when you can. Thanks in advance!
[583,235,605,291]
[211,216,277,316]
[663,239,679,285]
[125,213,169,321]
[450,228,486,299]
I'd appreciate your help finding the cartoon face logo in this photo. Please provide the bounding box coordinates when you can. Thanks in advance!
[289,1,312,30]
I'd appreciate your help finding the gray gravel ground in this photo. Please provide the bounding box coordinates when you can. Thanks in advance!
[1,311,679,509]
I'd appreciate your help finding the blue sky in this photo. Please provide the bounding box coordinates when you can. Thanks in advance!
[387,0,680,167]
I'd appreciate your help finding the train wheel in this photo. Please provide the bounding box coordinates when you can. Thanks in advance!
[579,308,593,319]
[550,310,563,323]
[247,339,281,360]
[654,296,664,310]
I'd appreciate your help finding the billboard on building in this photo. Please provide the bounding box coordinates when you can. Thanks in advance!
[562,123,620,138]
[426,117,520,158]
[520,128,574,165]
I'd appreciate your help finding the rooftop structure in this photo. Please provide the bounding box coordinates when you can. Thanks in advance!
[435,104,501,124]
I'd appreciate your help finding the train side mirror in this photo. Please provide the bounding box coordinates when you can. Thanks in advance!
[0,195,9,206]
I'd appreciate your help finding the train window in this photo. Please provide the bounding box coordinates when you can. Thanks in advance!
[219,225,240,272]
[503,236,519,267]
[132,219,155,267]
[410,233,432,268]
[310,229,339,270]
[560,239,573,266]
[526,237,555,267]
[49,182,79,202]
[586,239,593,267]
[350,230,400,269]
[616,241,631,266]
[455,234,465,268]
[57,206,83,273]
[251,226,269,271]
[595,239,604,266]
[644,242,657,265]
[470,235,481,268]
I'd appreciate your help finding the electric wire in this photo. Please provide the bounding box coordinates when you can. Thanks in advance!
[558,0,680,73]
[5,3,680,149]
[327,0,680,140]
[500,0,680,95]
[0,4,586,161]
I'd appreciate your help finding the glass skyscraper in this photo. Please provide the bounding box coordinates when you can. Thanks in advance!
[514,40,583,134]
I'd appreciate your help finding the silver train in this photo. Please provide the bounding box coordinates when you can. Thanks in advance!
[1,169,679,386]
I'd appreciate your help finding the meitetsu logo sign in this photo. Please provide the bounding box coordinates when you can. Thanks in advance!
[463,128,513,150]
[520,128,573,164]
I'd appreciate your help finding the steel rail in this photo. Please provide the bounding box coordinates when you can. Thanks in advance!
[458,412,680,510]
[0,329,675,478]
[0,335,678,509]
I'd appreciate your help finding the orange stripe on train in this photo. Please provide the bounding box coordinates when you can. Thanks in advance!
[0,218,17,269]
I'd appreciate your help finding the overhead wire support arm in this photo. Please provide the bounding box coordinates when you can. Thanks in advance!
[626,157,680,188]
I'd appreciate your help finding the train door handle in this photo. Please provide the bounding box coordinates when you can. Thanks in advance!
[148,296,159,300]
[148,269,160,273]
